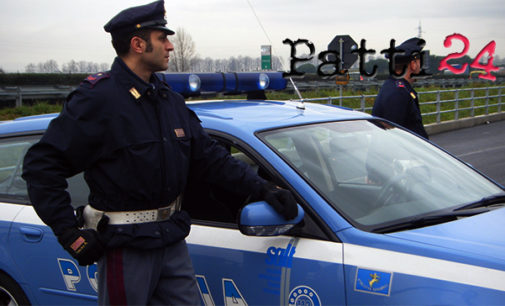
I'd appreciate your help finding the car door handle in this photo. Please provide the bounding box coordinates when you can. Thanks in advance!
[19,226,44,242]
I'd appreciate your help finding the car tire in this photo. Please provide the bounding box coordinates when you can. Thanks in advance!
[0,272,31,306]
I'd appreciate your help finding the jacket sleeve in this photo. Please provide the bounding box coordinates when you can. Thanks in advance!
[186,109,265,202]
[22,87,110,235]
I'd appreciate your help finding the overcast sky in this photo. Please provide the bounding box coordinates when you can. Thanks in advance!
[1,0,504,72]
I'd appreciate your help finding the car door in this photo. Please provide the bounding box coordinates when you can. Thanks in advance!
[185,133,347,305]
[2,135,97,305]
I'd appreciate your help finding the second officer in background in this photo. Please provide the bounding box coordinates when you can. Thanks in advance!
[372,37,429,139]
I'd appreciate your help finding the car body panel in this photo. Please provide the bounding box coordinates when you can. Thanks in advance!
[187,226,346,305]
[390,207,505,266]
[9,204,98,304]
[0,99,504,305]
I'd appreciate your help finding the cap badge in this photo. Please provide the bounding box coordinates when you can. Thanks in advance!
[129,87,141,99]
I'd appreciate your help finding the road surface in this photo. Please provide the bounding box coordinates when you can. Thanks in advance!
[430,120,505,187]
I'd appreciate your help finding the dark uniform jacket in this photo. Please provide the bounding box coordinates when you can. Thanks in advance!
[22,57,264,247]
[372,77,429,139]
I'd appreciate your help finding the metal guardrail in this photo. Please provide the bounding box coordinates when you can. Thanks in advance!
[287,76,505,92]
[0,86,74,107]
[299,86,505,124]
[1,84,504,125]
[2,77,503,107]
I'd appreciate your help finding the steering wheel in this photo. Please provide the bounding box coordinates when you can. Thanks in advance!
[375,164,432,207]
[375,173,410,207]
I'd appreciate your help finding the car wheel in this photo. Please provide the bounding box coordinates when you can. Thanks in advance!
[0,273,31,306]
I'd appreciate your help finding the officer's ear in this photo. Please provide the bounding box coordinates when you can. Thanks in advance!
[130,36,146,54]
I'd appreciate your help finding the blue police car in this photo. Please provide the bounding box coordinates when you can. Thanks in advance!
[1,72,505,305]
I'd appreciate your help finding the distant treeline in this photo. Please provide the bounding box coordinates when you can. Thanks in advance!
[1,53,503,86]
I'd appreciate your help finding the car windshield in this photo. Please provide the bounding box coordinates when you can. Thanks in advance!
[259,119,503,230]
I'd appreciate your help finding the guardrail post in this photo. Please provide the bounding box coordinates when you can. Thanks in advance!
[436,90,441,123]
[15,87,22,107]
[455,90,459,120]
[485,87,490,115]
[360,95,365,112]
[327,97,332,105]
[499,87,503,113]
[470,88,475,117]
[339,85,343,107]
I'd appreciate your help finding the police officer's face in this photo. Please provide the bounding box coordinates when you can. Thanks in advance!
[411,58,421,74]
[141,30,174,72]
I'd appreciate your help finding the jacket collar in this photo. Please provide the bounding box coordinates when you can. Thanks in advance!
[111,57,169,99]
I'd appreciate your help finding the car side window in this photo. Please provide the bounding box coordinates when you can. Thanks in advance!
[183,135,331,241]
[183,139,267,225]
[0,135,89,207]
[0,137,35,201]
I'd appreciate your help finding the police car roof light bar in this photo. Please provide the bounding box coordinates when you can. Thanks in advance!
[160,73,202,97]
[160,72,286,97]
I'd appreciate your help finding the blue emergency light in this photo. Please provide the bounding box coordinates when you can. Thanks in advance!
[159,72,286,97]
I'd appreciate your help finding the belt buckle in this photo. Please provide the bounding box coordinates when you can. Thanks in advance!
[157,207,171,221]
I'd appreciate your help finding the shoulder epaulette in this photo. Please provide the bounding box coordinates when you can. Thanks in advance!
[82,72,111,87]
[395,80,405,88]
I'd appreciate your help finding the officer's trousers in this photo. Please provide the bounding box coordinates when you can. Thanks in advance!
[97,239,201,305]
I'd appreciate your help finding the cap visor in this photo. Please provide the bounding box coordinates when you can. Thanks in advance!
[150,25,175,35]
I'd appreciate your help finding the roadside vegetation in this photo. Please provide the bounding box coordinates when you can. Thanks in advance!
[0,102,62,120]
[1,83,503,124]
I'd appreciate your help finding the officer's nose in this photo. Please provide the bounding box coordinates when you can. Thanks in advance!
[166,40,174,52]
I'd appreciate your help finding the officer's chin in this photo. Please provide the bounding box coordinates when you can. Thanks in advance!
[156,63,169,72]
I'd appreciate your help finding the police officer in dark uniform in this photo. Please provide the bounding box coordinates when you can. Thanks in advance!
[22,1,297,304]
[372,37,429,139]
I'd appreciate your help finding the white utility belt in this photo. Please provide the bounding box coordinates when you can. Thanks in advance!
[83,196,181,230]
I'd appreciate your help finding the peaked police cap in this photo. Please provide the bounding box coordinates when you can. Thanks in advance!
[104,0,175,36]
[388,37,425,64]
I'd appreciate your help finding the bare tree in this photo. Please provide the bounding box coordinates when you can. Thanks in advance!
[100,63,110,72]
[25,63,37,73]
[272,56,284,71]
[169,27,196,72]
[242,56,254,71]
[189,56,203,72]
[37,60,60,73]
[62,60,79,73]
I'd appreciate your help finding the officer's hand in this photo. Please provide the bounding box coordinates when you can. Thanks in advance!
[57,228,105,266]
[261,183,298,220]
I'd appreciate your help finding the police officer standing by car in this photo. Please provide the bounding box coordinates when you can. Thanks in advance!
[372,37,429,139]
[22,1,297,305]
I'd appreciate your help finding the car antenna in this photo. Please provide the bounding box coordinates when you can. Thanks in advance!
[289,78,305,110]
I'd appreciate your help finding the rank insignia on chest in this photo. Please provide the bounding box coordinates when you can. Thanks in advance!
[410,92,416,99]
[129,87,141,100]
[174,128,185,138]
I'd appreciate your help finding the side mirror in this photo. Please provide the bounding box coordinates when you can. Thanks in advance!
[239,201,304,236]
